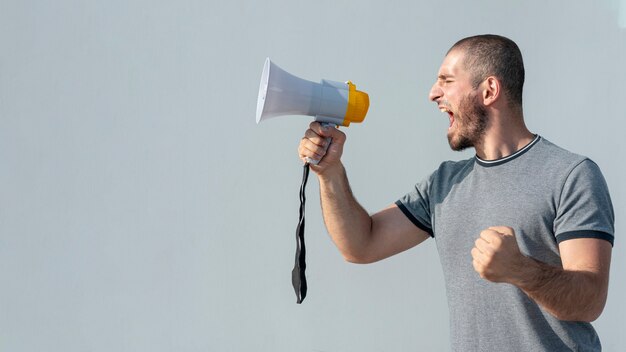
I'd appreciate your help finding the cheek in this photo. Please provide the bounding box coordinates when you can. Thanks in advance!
[448,93,461,111]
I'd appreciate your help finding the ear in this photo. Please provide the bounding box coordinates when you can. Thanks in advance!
[481,76,500,106]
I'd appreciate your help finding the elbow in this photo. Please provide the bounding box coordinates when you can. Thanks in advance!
[554,310,603,323]
[337,233,379,264]
[579,303,607,323]
[583,311,603,323]
[551,300,607,323]
[341,250,379,264]
[552,311,599,323]
[342,253,376,264]
[578,293,609,322]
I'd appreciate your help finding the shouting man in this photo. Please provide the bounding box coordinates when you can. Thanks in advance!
[298,34,614,351]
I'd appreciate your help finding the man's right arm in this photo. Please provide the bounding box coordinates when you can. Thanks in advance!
[298,122,430,263]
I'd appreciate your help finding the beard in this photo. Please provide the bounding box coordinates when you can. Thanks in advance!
[447,92,488,151]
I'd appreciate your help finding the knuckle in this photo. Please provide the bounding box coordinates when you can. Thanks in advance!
[472,258,480,268]
[314,137,328,147]
[470,247,479,257]
[484,256,493,267]
[313,144,326,154]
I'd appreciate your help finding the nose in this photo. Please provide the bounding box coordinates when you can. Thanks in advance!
[429,82,442,102]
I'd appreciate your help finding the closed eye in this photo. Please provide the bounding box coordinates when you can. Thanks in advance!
[438,75,454,85]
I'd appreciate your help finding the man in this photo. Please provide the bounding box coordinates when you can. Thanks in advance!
[298,35,614,351]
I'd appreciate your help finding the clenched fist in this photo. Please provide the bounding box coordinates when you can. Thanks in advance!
[298,122,346,174]
[471,226,528,284]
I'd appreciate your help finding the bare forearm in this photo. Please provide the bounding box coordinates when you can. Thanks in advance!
[318,163,373,262]
[473,228,610,322]
[513,257,608,322]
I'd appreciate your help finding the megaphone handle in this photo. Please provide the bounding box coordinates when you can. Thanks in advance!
[305,122,335,165]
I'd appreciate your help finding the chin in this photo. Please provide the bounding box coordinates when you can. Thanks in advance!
[448,133,474,151]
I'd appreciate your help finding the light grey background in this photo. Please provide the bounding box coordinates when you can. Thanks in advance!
[1,0,624,351]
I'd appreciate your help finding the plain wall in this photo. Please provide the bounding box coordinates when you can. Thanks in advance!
[1,0,624,350]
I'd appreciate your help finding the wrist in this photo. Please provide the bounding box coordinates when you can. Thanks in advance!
[315,161,346,183]
[508,254,541,288]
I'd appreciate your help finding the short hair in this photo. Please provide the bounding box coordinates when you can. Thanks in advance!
[449,34,525,108]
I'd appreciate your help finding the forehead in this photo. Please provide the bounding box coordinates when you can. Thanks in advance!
[438,49,470,79]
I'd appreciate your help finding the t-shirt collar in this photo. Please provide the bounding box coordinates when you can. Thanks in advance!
[475,134,540,167]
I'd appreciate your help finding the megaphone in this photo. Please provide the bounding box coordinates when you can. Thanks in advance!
[256,59,369,160]
[255,58,370,304]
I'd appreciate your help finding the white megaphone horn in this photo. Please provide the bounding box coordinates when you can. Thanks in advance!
[256,58,369,163]
[256,58,370,126]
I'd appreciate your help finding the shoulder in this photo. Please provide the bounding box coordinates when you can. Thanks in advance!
[540,136,609,175]
[534,137,587,165]
[406,157,474,197]
[434,157,475,178]
[530,137,602,179]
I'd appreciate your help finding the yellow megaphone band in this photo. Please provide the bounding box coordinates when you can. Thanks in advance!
[342,81,370,127]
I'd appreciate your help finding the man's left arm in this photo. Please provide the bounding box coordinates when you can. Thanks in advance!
[472,227,612,322]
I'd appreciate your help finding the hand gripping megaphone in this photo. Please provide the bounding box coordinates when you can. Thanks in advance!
[256,58,369,164]
[255,58,370,304]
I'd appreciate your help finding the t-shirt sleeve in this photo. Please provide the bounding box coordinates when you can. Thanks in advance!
[554,159,615,246]
[395,173,435,237]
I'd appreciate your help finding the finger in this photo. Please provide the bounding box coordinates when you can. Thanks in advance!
[298,148,320,164]
[309,121,346,142]
[472,255,489,277]
[488,226,514,237]
[471,244,492,265]
[471,247,484,261]
[300,129,329,154]
[474,237,493,254]
[309,121,332,137]
[304,128,331,147]
[325,125,346,144]
[479,229,502,243]
[309,121,322,132]
[299,138,327,162]
[472,258,485,274]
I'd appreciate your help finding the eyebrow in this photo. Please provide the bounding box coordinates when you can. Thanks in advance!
[438,74,453,80]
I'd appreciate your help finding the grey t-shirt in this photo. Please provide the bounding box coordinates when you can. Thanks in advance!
[396,136,614,352]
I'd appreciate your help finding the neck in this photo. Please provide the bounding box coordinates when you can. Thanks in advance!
[474,111,534,161]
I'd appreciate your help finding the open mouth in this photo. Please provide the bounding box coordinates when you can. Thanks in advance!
[440,107,455,129]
